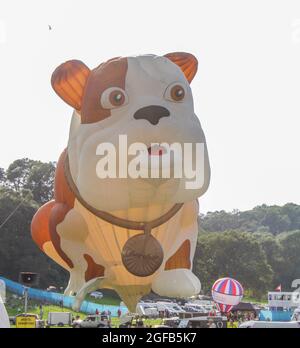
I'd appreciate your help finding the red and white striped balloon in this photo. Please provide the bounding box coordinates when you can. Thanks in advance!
[211,277,244,313]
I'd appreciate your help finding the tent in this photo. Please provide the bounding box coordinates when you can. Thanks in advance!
[0,294,10,328]
[231,302,257,313]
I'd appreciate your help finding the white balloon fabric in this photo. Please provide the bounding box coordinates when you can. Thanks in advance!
[152,268,201,298]
[0,294,10,328]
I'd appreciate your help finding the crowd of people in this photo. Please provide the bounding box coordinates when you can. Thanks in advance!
[226,311,257,326]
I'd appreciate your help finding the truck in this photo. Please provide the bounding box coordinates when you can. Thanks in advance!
[47,312,72,327]
[239,320,300,328]
[177,315,227,328]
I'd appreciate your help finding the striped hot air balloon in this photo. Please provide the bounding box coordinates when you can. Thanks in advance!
[211,277,244,313]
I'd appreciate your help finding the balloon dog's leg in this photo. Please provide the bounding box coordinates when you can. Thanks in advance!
[152,201,201,297]
[72,277,105,311]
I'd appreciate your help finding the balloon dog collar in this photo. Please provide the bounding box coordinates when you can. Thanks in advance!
[64,154,183,277]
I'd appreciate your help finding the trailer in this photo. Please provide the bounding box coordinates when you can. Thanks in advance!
[47,312,72,327]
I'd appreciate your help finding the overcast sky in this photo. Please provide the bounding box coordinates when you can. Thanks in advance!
[0,0,300,213]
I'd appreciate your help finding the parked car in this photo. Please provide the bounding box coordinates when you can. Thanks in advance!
[183,305,206,313]
[90,291,103,299]
[72,315,110,328]
[156,301,185,316]
[46,286,57,292]
[136,302,159,318]
[162,317,180,328]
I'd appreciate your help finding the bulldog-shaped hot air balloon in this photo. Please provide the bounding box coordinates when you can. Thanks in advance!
[31,52,210,311]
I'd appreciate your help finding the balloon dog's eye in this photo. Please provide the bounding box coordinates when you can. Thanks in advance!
[164,83,186,102]
[101,87,128,109]
[171,85,185,101]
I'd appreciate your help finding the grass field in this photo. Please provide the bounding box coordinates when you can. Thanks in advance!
[85,294,120,306]
[243,296,267,305]
[6,303,163,328]
[5,292,163,328]
[7,304,85,320]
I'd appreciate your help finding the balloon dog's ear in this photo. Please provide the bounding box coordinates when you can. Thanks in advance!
[164,52,198,83]
[51,60,90,110]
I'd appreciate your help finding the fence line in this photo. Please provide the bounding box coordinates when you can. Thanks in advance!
[0,277,127,317]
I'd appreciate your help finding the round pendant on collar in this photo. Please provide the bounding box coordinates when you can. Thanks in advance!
[121,234,164,277]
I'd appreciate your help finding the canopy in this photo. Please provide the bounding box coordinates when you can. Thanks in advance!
[231,302,256,312]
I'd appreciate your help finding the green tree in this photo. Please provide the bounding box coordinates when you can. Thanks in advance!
[194,231,273,297]
[277,230,300,289]
[261,209,291,234]
[200,210,240,232]
[0,159,63,289]
[199,204,300,235]
[253,232,285,287]
[24,162,55,205]
[0,168,5,185]
[0,187,67,288]
[5,158,55,205]
[281,203,300,231]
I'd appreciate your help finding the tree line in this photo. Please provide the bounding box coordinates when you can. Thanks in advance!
[195,205,300,297]
[0,158,299,299]
[0,158,68,288]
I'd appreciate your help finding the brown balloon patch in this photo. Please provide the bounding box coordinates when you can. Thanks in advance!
[165,239,191,270]
[121,234,163,277]
[84,254,105,282]
[80,57,128,124]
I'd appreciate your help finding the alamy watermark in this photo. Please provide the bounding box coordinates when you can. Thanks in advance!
[95,135,205,190]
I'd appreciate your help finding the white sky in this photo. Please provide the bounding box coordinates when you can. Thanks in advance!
[0,0,300,213]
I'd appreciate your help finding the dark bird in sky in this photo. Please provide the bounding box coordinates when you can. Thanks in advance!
[48,25,52,30]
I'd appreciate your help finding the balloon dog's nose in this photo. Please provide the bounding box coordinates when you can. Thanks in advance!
[133,105,170,125]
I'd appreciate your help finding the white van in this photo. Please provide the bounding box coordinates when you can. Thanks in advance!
[239,320,300,328]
